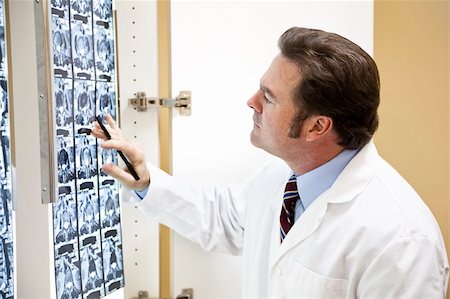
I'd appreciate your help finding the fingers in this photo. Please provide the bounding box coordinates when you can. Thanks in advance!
[105,114,117,129]
[90,122,108,140]
[91,114,122,140]
[102,163,150,191]
[102,163,136,187]
[100,139,144,164]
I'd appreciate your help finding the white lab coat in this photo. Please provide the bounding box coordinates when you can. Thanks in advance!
[131,142,449,298]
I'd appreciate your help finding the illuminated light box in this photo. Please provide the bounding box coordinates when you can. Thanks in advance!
[41,0,125,298]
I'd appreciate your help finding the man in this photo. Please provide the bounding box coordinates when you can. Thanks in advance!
[92,27,449,298]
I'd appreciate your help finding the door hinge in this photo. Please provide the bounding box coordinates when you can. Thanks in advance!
[176,288,194,299]
[129,288,193,299]
[129,91,192,115]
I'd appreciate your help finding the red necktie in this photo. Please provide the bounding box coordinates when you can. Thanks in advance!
[280,174,299,243]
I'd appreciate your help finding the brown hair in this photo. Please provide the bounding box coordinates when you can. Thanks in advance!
[279,27,380,149]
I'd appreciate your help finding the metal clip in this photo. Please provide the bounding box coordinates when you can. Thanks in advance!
[176,288,193,299]
[129,91,191,115]
[129,288,193,299]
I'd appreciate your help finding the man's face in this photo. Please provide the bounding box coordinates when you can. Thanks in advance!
[247,54,302,158]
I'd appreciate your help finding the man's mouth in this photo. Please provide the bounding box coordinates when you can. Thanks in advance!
[253,116,261,128]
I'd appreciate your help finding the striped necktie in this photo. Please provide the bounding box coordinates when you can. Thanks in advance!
[280,174,300,243]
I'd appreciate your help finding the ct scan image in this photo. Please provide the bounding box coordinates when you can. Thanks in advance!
[51,0,69,13]
[74,80,95,132]
[77,184,100,238]
[55,78,73,133]
[102,238,123,294]
[0,131,10,182]
[0,80,9,130]
[53,187,78,248]
[57,136,75,184]
[55,251,82,299]
[0,185,12,242]
[99,182,119,229]
[71,22,94,80]
[52,16,72,78]
[93,0,111,23]
[96,81,116,122]
[75,135,97,180]
[0,80,9,182]
[71,0,92,18]
[80,244,105,298]
[94,26,114,82]
[0,237,13,299]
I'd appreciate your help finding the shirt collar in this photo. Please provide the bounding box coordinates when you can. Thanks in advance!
[295,149,359,210]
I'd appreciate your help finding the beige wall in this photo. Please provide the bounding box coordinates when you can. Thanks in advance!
[374,1,449,296]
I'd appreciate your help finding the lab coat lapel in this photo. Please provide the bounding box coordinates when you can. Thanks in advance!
[268,142,379,271]
[268,191,329,271]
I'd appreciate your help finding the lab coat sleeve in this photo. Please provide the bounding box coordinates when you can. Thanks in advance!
[357,235,450,298]
[125,163,246,255]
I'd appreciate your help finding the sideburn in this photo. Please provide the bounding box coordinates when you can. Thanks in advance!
[288,111,309,138]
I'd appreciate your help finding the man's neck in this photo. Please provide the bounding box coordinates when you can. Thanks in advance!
[286,143,344,176]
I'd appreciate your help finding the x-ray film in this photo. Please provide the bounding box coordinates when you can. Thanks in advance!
[0,184,11,237]
[55,78,73,134]
[52,16,72,78]
[0,86,10,181]
[77,181,100,239]
[99,181,123,292]
[51,0,70,18]
[71,0,92,18]
[0,237,14,299]
[0,80,7,130]
[74,80,95,134]
[57,136,75,184]
[94,26,114,82]
[0,83,6,136]
[93,0,111,24]
[53,186,78,250]
[55,250,82,299]
[75,135,97,180]
[0,80,10,183]
[96,81,115,122]
[71,22,94,80]
[99,181,119,229]
[102,238,123,294]
[0,133,10,182]
[50,0,122,297]
[80,244,104,298]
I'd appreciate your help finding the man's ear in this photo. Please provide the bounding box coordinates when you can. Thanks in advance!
[305,116,333,142]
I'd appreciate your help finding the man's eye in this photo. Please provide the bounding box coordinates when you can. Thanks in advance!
[263,94,271,104]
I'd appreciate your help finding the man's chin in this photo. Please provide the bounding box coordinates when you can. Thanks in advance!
[250,131,262,149]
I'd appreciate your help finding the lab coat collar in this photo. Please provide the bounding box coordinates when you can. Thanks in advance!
[269,141,379,271]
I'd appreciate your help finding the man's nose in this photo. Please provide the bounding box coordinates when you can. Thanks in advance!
[247,92,262,114]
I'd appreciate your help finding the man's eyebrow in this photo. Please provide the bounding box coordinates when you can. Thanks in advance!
[260,84,276,98]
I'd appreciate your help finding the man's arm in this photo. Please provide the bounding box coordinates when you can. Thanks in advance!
[130,164,245,254]
[92,114,246,255]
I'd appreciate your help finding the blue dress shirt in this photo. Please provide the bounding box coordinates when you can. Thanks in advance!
[293,149,358,222]
[135,184,149,199]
